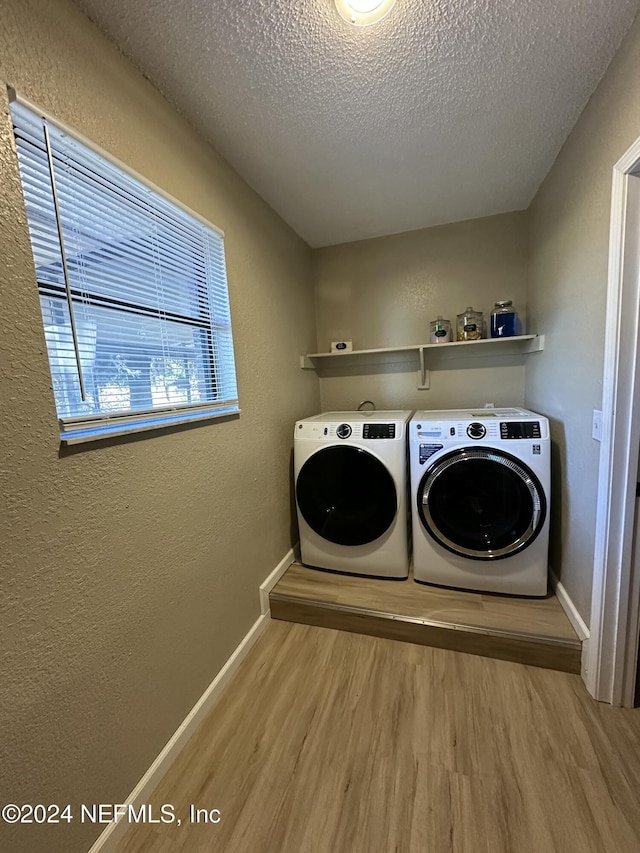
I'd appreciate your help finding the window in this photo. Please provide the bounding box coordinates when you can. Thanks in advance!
[9,95,239,444]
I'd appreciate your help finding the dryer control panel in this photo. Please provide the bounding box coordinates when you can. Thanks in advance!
[295,418,407,441]
[363,423,396,439]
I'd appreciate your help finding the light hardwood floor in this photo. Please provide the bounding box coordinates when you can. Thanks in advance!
[116,621,640,853]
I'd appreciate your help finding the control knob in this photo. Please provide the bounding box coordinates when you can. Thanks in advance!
[336,423,352,439]
[467,422,486,440]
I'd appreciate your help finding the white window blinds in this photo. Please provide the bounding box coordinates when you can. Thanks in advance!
[10,97,239,444]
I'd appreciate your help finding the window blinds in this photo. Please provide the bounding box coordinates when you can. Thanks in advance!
[10,97,239,443]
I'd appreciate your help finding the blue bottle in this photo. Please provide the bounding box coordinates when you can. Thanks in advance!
[490,300,518,337]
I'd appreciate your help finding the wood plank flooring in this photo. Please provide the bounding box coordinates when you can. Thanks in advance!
[115,621,640,853]
[270,562,581,673]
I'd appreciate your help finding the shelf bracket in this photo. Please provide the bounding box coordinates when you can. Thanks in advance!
[417,347,430,390]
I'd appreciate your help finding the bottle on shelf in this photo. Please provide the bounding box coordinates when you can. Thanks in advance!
[456,306,484,341]
[490,300,519,337]
[429,315,452,343]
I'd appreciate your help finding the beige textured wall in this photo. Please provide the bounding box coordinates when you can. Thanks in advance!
[0,1,319,852]
[313,212,530,412]
[525,13,640,624]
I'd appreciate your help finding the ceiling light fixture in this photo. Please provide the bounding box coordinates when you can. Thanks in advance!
[335,0,397,27]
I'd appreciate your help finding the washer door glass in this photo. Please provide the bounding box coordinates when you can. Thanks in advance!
[418,448,546,560]
[297,446,397,546]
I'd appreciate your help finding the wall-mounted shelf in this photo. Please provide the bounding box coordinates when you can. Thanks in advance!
[300,334,544,390]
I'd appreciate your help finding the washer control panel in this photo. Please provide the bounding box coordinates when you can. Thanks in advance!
[500,421,541,439]
[413,419,545,442]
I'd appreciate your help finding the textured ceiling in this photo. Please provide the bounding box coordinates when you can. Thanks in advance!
[73,0,640,247]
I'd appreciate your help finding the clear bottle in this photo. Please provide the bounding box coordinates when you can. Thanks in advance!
[429,315,452,343]
[456,306,484,341]
[490,300,519,337]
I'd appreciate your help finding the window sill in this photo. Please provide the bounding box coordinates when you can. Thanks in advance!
[59,404,240,445]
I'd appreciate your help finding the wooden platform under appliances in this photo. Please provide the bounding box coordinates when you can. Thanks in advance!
[270,562,581,674]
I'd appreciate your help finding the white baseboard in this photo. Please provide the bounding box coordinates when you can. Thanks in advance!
[259,545,297,616]
[549,567,590,641]
[87,546,296,853]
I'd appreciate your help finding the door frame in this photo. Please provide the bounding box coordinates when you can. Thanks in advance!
[588,139,640,706]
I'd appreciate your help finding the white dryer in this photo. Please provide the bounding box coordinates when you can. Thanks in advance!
[294,411,412,579]
[409,408,550,596]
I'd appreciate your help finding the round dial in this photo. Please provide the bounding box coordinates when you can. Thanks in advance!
[336,423,352,439]
[467,422,486,440]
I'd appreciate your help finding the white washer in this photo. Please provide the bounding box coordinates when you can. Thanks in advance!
[294,411,412,579]
[409,408,550,596]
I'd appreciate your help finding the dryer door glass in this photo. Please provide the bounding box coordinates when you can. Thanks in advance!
[418,448,546,560]
[297,446,397,546]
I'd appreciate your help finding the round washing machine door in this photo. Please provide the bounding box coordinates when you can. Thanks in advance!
[296,446,397,546]
[417,448,546,561]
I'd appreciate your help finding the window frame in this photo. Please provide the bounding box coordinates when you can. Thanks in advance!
[9,90,240,445]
